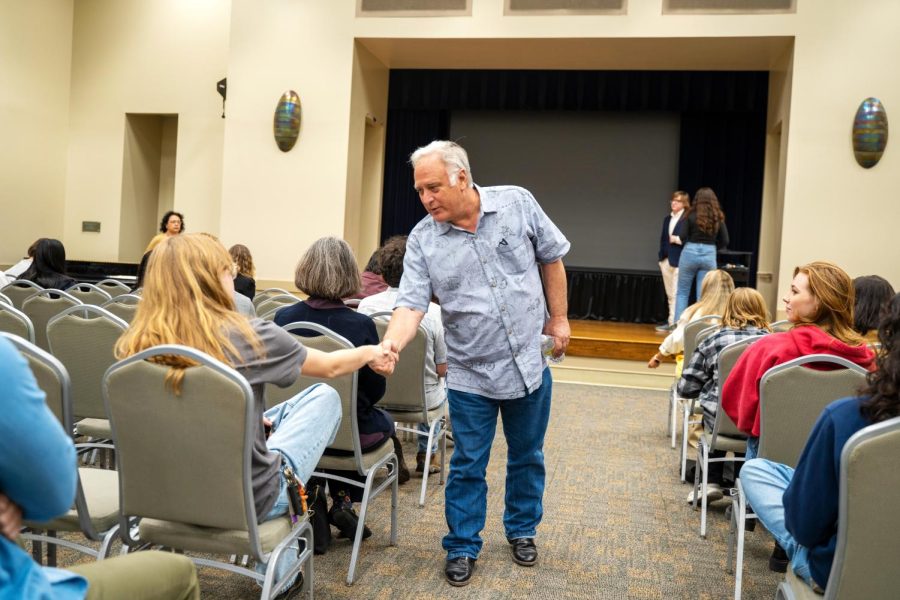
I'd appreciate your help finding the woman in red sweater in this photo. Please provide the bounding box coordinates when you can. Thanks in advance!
[721,261,875,458]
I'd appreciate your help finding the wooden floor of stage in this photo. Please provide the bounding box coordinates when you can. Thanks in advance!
[567,320,670,362]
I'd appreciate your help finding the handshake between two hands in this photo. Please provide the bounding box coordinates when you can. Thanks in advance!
[369,339,401,376]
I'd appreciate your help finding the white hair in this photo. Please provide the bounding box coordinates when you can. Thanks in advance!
[409,140,474,188]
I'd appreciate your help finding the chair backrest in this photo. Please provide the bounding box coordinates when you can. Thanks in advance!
[0,303,36,344]
[103,345,265,558]
[48,305,128,420]
[758,355,869,467]
[1,280,44,310]
[272,322,360,457]
[710,336,763,441]
[22,289,83,351]
[0,331,72,429]
[101,294,141,324]
[824,416,900,600]
[770,319,792,332]
[0,291,10,306]
[96,279,132,298]
[255,294,299,318]
[343,298,361,309]
[67,283,113,306]
[694,323,719,350]
[252,288,293,310]
[683,315,721,359]
[371,316,430,417]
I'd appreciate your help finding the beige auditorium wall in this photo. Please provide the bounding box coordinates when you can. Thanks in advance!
[215,0,896,292]
[776,2,900,304]
[62,0,231,261]
[0,0,73,265]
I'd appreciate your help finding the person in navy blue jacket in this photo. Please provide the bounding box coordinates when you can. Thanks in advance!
[740,292,900,592]
[656,191,690,331]
[274,236,410,548]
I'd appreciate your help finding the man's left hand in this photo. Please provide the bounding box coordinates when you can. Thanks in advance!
[543,316,570,358]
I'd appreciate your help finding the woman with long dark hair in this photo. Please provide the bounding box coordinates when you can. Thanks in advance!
[740,292,900,592]
[21,238,75,290]
[672,187,729,322]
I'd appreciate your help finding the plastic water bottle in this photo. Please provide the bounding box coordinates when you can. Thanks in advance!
[540,334,565,364]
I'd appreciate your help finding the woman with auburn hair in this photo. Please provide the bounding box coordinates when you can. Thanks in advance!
[673,187,729,322]
[741,292,900,591]
[648,269,735,368]
[722,261,875,457]
[273,236,409,549]
[229,243,257,300]
[677,287,770,502]
[115,233,396,592]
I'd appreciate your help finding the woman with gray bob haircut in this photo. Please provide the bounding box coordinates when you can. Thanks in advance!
[410,140,474,188]
[293,237,361,300]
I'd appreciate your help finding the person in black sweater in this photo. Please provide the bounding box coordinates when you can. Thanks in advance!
[673,187,729,322]
[21,238,76,291]
[228,243,257,300]
[274,236,410,550]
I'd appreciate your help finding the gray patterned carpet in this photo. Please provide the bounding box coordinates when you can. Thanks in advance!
[56,383,785,598]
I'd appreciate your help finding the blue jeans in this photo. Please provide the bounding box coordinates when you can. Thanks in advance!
[741,459,817,587]
[674,242,717,321]
[256,384,341,588]
[443,368,553,560]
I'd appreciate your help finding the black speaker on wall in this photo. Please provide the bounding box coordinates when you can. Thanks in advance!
[217,77,227,118]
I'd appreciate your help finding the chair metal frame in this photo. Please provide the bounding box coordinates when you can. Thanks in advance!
[96,278,133,298]
[255,294,299,319]
[1,279,44,309]
[0,301,36,343]
[103,344,314,599]
[669,315,722,450]
[68,282,113,306]
[3,332,120,564]
[22,288,83,351]
[727,354,868,599]
[281,321,399,585]
[692,336,762,537]
[252,288,293,310]
[100,293,142,323]
[678,321,721,481]
[775,415,900,600]
[369,311,447,507]
[0,291,11,305]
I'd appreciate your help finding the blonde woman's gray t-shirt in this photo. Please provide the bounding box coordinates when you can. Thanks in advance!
[228,318,307,521]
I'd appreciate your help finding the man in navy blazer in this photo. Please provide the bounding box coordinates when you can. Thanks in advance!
[657,191,690,331]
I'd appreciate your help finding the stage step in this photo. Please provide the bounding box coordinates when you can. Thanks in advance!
[550,356,673,390]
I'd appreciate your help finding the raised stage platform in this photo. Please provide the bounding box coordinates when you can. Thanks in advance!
[567,320,672,362]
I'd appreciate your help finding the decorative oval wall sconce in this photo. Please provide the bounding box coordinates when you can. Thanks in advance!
[852,97,888,168]
[273,90,302,152]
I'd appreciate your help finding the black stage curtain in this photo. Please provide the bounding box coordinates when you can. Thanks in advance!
[567,267,668,324]
[381,70,768,322]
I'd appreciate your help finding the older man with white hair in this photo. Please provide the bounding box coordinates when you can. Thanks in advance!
[379,140,570,587]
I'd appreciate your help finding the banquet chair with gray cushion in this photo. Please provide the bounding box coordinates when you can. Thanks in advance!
[22,289,82,351]
[0,302,35,343]
[103,345,314,599]
[1,279,44,310]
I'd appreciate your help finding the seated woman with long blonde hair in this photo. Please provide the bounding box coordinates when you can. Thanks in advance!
[114,233,395,593]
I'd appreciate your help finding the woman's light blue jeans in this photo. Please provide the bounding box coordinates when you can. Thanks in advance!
[740,458,817,587]
[674,242,717,321]
[256,383,342,589]
[442,368,553,560]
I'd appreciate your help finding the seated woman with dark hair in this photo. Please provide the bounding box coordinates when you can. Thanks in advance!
[21,238,76,291]
[853,274,894,337]
[741,292,900,592]
[274,236,409,548]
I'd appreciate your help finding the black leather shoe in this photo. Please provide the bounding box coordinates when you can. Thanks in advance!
[769,542,789,573]
[445,556,476,586]
[509,537,538,566]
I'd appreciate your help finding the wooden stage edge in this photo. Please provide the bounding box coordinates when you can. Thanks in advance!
[567,320,670,362]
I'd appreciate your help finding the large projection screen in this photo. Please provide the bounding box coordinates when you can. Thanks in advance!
[449,110,680,271]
